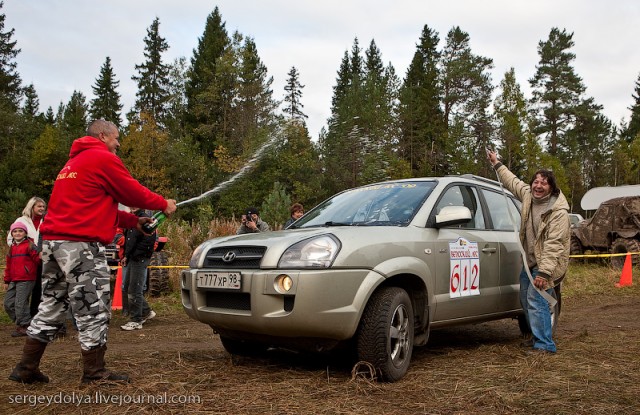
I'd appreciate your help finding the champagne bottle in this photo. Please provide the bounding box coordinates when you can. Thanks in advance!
[141,211,166,234]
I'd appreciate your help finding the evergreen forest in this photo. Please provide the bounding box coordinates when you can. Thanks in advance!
[1,4,640,229]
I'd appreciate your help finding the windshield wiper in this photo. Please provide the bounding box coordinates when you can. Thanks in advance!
[323,221,352,227]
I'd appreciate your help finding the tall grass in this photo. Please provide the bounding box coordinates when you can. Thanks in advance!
[563,262,639,297]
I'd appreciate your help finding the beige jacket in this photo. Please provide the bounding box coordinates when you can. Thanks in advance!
[495,164,571,285]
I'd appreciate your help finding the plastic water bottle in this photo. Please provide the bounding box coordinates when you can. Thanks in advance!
[141,211,166,234]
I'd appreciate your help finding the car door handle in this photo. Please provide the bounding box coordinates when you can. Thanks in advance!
[482,247,497,254]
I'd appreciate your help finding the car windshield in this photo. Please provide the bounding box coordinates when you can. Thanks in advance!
[294,181,436,228]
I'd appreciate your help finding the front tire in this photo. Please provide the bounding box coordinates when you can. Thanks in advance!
[148,251,169,296]
[570,236,583,261]
[356,287,414,382]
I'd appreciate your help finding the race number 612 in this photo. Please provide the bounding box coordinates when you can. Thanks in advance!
[450,260,479,297]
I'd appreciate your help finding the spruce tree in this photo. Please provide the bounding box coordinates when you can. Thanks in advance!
[0,1,21,110]
[440,26,494,175]
[21,83,39,118]
[228,36,278,156]
[131,17,170,127]
[620,72,640,142]
[398,24,445,176]
[493,68,530,177]
[164,57,188,137]
[90,56,123,127]
[61,91,88,142]
[185,6,231,156]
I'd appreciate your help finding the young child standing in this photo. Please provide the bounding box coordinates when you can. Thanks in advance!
[4,222,40,337]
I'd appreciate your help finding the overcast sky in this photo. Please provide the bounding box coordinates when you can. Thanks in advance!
[4,1,640,138]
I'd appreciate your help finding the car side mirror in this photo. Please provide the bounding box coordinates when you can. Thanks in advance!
[434,206,472,228]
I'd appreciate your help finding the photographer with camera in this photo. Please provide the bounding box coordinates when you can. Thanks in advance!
[237,207,271,235]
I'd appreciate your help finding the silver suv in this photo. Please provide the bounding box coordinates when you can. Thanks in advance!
[182,175,543,381]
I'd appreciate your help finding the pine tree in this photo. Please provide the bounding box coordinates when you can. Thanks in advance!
[90,56,123,127]
[283,66,307,121]
[131,17,170,126]
[529,28,586,157]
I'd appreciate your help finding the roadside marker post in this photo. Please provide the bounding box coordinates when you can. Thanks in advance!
[112,267,123,309]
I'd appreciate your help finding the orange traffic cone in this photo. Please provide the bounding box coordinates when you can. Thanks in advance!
[615,253,633,288]
[112,267,123,309]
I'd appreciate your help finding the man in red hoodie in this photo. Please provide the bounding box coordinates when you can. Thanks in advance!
[8,119,177,385]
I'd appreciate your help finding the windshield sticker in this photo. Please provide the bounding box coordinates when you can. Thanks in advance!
[449,237,480,298]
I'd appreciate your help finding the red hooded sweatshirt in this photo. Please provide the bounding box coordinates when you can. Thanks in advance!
[39,136,168,245]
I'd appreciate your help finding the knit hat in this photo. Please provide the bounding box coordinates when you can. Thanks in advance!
[10,222,28,232]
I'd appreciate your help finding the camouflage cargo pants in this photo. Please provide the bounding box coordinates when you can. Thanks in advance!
[27,240,112,350]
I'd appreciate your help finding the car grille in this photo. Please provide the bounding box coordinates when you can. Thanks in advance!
[203,246,266,269]
[205,291,251,310]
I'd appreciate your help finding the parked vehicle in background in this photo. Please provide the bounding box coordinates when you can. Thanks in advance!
[569,213,584,228]
[106,236,170,296]
[570,196,640,268]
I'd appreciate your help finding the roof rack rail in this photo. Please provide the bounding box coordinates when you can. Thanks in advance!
[459,173,501,186]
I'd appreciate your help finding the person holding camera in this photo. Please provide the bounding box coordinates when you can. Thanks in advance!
[237,207,271,234]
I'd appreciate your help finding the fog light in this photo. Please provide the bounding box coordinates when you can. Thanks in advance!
[275,274,293,293]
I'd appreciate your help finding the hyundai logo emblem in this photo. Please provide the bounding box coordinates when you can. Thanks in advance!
[222,251,237,263]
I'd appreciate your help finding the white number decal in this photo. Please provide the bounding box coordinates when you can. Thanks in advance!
[449,238,480,298]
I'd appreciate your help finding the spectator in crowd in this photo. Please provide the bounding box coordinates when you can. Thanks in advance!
[6,197,46,317]
[120,207,157,331]
[4,222,40,337]
[284,203,304,229]
[237,207,271,234]
[8,119,176,385]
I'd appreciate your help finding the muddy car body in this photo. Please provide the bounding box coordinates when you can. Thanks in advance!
[181,175,553,381]
[570,196,640,268]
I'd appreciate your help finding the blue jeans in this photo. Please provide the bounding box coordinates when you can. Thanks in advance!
[124,257,152,323]
[520,267,556,352]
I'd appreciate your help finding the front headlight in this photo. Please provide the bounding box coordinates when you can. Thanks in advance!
[278,235,341,268]
[189,243,207,268]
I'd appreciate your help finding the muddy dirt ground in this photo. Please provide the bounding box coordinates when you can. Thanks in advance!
[0,271,638,415]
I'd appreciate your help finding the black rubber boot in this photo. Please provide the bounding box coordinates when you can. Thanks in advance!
[81,345,130,383]
[8,337,50,384]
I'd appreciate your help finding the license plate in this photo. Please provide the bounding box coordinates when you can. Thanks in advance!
[197,272,241,289]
